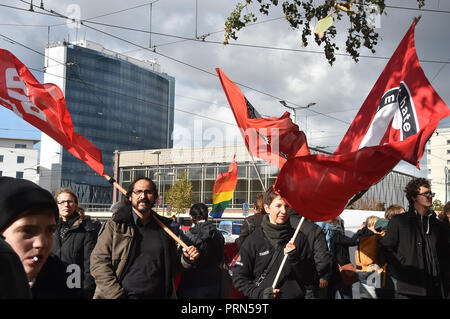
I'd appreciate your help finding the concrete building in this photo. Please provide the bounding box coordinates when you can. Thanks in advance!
[427,127,450,203]
[0,137,39,183]
[40,40,175,203]
[115,144,415,215]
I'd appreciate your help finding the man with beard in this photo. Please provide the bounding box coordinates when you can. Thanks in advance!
[90,177,199,299]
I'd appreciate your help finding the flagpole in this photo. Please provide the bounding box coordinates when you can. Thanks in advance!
[249,153,267,192]
[104,174,188,249]
[272,216,305,289]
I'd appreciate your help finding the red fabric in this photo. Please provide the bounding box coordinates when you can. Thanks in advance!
[0,49,104,176]
[216,68,309,168]
[274,19,449,222]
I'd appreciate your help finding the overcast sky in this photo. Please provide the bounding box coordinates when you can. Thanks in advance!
[0,0,449,177]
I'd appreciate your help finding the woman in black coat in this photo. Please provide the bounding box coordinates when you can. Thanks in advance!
[52,189,100,298]
[177,203,226,299]
[232,187,314,299]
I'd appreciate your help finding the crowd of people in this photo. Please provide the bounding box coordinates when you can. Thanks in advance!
[0,175,449,299]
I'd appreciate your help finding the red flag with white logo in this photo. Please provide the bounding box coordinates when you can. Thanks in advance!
[0,49,105,176]
[274,19,449,221]
[216,68,309,168]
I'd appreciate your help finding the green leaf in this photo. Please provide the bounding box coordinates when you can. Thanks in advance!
[314,16,334,38]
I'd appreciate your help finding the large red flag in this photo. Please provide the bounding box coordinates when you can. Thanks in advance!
[216,68,309,168]
[274,19,449,221]
[0,49,105,176]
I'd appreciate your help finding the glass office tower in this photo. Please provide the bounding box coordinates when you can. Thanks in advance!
[41,40,175,203]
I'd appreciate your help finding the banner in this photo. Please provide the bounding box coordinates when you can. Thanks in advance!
[0,49,105,176]
[274,19,449,221]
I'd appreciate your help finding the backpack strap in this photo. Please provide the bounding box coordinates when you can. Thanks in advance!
[255,247,282,287]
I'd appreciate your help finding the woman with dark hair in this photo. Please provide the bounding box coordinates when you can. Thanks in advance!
[177,203,226,299]
[232,186,314,299]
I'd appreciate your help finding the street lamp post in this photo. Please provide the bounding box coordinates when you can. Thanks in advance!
[279,101,316,136]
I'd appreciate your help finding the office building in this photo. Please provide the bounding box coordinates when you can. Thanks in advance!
[40,40,175,203]
[0,137,39,183]
[115,144,415,214]
[427,127,450,203]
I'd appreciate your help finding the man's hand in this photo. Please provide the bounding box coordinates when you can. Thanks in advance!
[183,245,200,261]
[319,278,328,288]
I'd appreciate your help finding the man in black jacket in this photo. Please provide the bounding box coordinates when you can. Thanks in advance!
[380,178,450,299]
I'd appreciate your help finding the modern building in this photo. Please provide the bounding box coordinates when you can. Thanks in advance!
[115,144,415,215]
[40,40,175,203]
[427,127,450,203]
[0,137,39,183]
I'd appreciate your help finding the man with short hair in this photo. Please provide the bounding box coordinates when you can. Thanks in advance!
[380,178,450,299]
[90,177,199,299]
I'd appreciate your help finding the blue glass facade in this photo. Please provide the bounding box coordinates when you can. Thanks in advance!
[61,44,174,203]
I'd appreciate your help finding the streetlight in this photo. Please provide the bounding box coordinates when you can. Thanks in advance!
[279,101,316,136]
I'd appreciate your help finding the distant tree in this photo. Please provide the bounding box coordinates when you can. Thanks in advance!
[166,172,193,215]
[223,0,426,65]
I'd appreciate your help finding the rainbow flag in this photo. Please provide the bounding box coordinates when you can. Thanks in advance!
[209,156,238,218]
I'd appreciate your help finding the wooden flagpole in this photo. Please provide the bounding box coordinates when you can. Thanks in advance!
[272,216,305,289]
[104,174,188,249]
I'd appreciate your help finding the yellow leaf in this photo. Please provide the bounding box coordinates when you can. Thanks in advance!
[314,16,334,36]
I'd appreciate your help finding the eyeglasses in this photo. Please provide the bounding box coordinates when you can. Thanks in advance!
[417,191,435,198]
[132,190,155,197]
[57,200,75,206]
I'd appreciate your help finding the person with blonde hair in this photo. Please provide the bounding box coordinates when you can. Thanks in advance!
[384,204,405,220]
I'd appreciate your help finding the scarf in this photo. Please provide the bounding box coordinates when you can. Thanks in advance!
[261,214,293,248]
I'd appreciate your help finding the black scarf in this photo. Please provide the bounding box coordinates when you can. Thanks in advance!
[261,214,293,248]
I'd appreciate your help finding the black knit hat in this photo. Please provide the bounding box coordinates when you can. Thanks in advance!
[0,177,58,232]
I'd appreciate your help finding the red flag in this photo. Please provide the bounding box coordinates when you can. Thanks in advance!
[0,49,105,176]
[274,19,449,221]
[216,68,309,168]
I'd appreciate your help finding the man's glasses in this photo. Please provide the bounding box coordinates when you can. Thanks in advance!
[132,190,155,197]
[417,191,435,198]
[57,200,75,206]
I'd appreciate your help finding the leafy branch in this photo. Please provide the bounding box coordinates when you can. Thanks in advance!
[223,0,426,65]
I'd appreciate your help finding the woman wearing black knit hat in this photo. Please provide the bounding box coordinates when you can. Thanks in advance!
[0,177,80,299]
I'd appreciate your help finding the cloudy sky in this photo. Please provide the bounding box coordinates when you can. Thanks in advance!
[0,0,449,177]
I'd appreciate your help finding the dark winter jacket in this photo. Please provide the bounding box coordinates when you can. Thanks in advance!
[31,254,82,299]
[232,216,314,299]
[52,213,100,298]
[290,214,331,283]
[379,208,450,297]
[236,213,265,250]
[177,220,225,298]
[0,236,32,299]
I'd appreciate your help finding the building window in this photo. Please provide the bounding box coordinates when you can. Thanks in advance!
[0,155,3,162]
[0,171,2,176]
[447,149,450,154]
[17,156,25,164]
[16,172,23,178]
[447,140,450,145]
[15,144,27,149]
[447,160,450,165]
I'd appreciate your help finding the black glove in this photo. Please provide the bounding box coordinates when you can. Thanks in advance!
[262,287,274,299]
